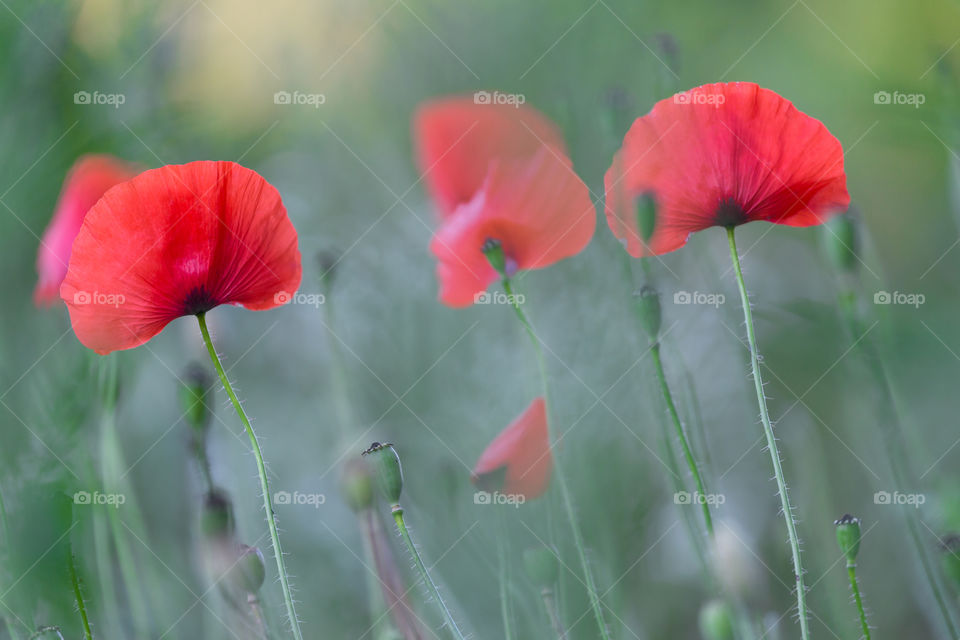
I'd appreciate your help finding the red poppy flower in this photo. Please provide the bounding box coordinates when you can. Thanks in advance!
[61,161,301,355]
[605,82,850,257]
[471,397,551,499]
[414,97,595,307]
[34,155,139,306]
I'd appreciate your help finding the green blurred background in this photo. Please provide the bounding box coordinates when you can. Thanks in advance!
[2,0,960,638]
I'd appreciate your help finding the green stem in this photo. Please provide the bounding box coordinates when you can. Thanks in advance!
[540,589,567,640]
[497,512,515,640]
[196,313,303,640]
[67,548,92,640]
[726,227,809,640]
[501,278,612,640]
[391,507,465,639]
[651,343,714,538]
[846,564,870,640]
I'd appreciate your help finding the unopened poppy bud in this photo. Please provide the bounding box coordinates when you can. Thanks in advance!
[523,546,559,589]
[227,544,266,594]
[200,489,235,539]
[340,459,375,513]
[180,363,212,432]
[363,442,403,505]
[834,514,861,565]
[823,212,858,273]
[481,238,507,276]
[634,285,661,339]
[940,534,960,590]
[635,193,657,244]
[698,599,735,640]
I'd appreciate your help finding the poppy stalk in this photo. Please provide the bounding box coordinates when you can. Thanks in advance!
[67,544,92,640]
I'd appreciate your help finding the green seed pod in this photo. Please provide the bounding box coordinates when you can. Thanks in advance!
[340,458,375,513]
[834,514,862,565]
[635,192,657,244]
[940,535,960,590]
[180,363,212,432]
[822,212,858,273]
[363,442,403,505]
[227,544,266,594]
[698,599,735,640]
[634,285,662,339]
[481,238,507,276]
[523,546,559,589]
[200,489,235,540]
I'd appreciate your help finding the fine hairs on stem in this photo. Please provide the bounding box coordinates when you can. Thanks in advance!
[197,313,303,640]
[67,546,92,640]
[726,227,809,640]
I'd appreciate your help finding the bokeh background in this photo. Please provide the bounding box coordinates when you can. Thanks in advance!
[2,0,960,638]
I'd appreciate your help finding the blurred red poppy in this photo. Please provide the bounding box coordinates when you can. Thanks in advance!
[472,397,551,499]
[61,161,301,355]
[415,97,595,307]
[605,82,850,257]
[34,155,139,306]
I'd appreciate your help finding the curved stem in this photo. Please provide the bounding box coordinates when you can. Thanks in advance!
[501,278,612,640]
[726,227,809,640]
[650,343,714,538]
[391,507,465,639]
[196,313,303,640]
[68,548,93,640]
[846,564,870,640]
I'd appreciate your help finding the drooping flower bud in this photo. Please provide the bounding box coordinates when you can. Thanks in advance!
[180,362,212,432]
[698,599,735,640]
[834,514,862,565]
[822,211,858,273]
[363,442,403,505]
[523,546,559,589]
[226,544,266,595]
[481,238,507,276]
[635,193,658,244]
[340,458,375,513]
[634,285,662,340]
[940,534,960,590]
[200,489,235,540]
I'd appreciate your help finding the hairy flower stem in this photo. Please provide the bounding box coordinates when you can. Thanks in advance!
[197,313,303,640]
[67,547,93,640]
[846,564,870,640]
[391,507,465,639]
[541,589,568,640]
[501,277,612,640]
[726,227,809,640]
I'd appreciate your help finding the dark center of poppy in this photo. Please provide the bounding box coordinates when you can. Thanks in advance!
[714,197,747,227]
[183,285,219,316]
[472,465,508,493]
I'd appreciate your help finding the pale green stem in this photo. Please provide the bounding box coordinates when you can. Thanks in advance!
[68,547,92,640]
[391,507,465,639]
[501,277,612,640]
[846,564,870,640]
[726,227,809,640]
[497,511,514,640]
[196,313,303,640]
[540,589,567,640]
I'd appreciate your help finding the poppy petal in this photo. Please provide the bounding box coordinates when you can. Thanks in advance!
[34,155,140,306]
[414,96,566,219]
[605,82,850,257]
[61,161,301,354]
[472,397,551,499]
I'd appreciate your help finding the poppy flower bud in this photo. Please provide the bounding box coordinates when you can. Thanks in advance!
[834,514,861,565]
[180,363,212,432]
[481,238,508,276]
[939,534,960,590]
[634,285,662,340]
[698,599,735,640]
[340,459,375,513]
[523,546,559,589]
[200,489,235,540]
[635,193,658,244]
[226,544,266,594]
[363,442,403,505]
[822,212,858,273]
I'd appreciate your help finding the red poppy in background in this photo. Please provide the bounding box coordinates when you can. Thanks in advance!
[605,82,850,257]
[415,97,595,307]
[61,161,301,355]
[34,155,139,306]
[472,397,551,499]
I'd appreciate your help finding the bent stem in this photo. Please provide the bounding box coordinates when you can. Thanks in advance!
[501,277,612,640]
[196,313,303,640]
[846,564,870,640]
[391,506,465,639]
[726,227,809,640]
[67,547,92,640]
